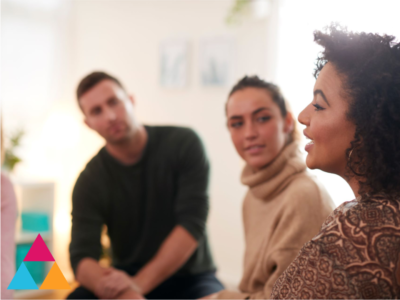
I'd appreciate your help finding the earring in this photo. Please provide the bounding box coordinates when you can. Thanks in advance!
[348,149,353,160]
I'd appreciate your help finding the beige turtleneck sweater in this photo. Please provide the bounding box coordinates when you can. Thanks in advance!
[216,142,335,299]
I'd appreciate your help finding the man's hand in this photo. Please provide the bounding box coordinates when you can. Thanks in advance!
[95,268,144,299]
[199,293,218,299]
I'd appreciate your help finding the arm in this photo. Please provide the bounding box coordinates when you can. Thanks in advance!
[69,172,105,290]
[76,258,109,292]
[133,129,211,294]
[133,225,198,294]
[1,174,17,300]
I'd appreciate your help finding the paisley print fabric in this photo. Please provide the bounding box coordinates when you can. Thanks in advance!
[271,194,400,299]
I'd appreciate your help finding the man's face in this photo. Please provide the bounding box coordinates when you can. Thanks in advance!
[79,79,137,144]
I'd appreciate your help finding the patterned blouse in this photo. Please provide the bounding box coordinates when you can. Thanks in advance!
[271,193,400,299]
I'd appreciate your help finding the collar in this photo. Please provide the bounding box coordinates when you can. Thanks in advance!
[241,142,306,200]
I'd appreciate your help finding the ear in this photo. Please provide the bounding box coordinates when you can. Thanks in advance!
[284,111,294,134]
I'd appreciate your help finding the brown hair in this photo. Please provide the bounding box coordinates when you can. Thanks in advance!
[227,75,300,142]
[76,71,125,101]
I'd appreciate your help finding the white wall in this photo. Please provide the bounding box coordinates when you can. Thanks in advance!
[71,0,271,285]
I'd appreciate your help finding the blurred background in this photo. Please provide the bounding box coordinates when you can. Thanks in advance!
[2,0,400,296]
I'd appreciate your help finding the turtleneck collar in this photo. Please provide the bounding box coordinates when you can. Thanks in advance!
[241,142,306,200]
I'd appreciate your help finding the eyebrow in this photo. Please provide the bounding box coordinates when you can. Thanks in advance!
[314,89,330,106]
[229,107,270,120]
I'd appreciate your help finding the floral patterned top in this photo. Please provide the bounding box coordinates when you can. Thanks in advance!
[271,193,400,299]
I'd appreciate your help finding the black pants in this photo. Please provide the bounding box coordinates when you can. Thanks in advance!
[67,265,224,299]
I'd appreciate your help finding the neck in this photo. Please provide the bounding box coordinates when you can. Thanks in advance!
[105,125,148,165]
[347,176,360,199]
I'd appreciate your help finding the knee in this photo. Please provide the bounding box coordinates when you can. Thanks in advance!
[66,287,98,300]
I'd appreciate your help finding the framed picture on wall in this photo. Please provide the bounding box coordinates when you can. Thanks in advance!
[159,38,189,88]
[199,36,234,87]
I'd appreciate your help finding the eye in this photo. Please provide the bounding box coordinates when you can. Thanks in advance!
[91,107,102,116]
[109,98,119,106]
[230,121,243,128]
[313,103,325,111]
[257,116,271,122]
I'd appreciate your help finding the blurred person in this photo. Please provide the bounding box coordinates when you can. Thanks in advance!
[67,72,223,299]
[1,124,17,299]
[203,76,335,299]
[271,25,400,299]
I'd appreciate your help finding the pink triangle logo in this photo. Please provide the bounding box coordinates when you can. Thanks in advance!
[23,234,55,261]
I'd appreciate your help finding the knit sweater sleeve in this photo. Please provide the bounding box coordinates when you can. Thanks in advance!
[173,128,210,241]
[255,178,332,298]
[216,250,301,299]
[217,177,334,299]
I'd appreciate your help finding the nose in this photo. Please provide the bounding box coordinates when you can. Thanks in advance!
[244,122,258,140]
[105,106,117,121]
[298,104,310,126]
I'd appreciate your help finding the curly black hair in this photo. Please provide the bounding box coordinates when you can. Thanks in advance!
[313,24,400,197]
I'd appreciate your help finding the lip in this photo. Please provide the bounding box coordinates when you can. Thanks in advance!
[108,123,124,134]
[303,130,314,152]
[303,130,313,140]
[245,144,265,155]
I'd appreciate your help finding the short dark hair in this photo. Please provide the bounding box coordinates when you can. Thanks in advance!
[76,71,125,100]
[228,75,288,117]
[313,24,400,197]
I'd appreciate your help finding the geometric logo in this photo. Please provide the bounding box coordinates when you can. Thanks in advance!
[8,234,71,290]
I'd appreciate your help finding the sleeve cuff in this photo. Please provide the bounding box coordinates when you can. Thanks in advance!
[178,219,204,241]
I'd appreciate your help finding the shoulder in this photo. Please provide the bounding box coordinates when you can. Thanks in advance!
[1,173,14,194]
[341,195,400,229]
[148,125,201,144]
[282,172,335,210]
[74,148,108,188]
[1,173,17,209]
[147,126,206,161]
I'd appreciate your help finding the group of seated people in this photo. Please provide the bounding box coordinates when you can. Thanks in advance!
[2,25,400,299]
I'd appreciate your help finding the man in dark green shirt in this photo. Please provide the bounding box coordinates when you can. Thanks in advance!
[67,72,223,299]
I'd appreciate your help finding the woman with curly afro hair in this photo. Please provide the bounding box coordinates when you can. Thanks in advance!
[271,24,400,299]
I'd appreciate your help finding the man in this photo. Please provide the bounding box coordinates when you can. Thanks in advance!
[68,72,223,299]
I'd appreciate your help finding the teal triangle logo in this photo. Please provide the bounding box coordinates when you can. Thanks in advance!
[8,263,39,290]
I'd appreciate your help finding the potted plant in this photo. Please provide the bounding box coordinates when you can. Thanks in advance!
[2,129,24,173]
[226,0,270,25]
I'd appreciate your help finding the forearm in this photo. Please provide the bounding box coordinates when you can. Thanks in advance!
[75,257,108,293]
[1,189,17,300]
[133,225,198,295]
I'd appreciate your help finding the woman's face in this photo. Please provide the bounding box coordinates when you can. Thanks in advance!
[298,62,356,176]
[227,87,293,171]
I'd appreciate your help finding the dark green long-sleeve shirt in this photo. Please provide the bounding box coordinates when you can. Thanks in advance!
[69,125,216,275]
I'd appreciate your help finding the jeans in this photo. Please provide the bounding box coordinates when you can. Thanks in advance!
[67,264,224,299]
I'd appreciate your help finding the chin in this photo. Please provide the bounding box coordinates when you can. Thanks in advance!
[246,158,270,171]
[305,155,318,170]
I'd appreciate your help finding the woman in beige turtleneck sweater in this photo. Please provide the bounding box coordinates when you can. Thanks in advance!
[204,76,335,299]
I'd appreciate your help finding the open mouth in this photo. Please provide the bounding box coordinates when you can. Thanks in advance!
[306,140,314,146]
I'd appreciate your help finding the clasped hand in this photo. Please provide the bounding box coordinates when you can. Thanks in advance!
[94,267,144,299]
